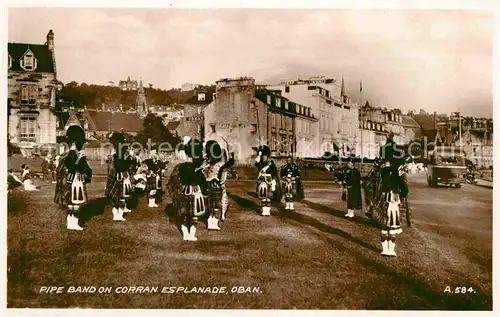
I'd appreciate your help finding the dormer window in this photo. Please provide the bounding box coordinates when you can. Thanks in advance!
[20,50,38,71]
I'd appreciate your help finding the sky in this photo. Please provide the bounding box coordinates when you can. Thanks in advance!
[7,8,493,117]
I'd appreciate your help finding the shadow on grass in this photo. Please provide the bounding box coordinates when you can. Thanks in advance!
[301,199,374,227]
[276,208,380,254]
[228,194,262,216]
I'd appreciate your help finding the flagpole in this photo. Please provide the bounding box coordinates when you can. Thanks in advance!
[459,111,462,149]
[359,80,363,164]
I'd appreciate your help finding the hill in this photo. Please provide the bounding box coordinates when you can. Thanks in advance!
[57,81,216,110]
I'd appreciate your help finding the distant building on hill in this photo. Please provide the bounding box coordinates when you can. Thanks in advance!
[119,76,138,91]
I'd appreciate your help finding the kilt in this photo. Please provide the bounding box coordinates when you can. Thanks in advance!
[207,180,223,212]
[281,178,296,202]
[370,191,402,235]
[106,167,129,206]
[179,185,206,218]
[55,167,88,211]
[257,175,273,202]
[145,174,161,192]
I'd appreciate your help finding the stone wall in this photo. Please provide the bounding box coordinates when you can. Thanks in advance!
[8,71,57,150]
[205,78,268,164]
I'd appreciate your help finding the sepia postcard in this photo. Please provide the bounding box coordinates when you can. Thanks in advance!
[2,0,497,315]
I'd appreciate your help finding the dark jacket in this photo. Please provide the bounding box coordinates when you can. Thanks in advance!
[64,149,92,183]
[280,163,301,178]
[255,160,278,179]
[343,167,362,209]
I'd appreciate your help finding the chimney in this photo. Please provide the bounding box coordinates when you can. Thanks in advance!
[47,30,54,50]
[46,30,57,76]
[434,112,437,130]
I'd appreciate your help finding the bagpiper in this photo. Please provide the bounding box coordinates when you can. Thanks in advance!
[54,125,92,231]
[176,138,206,241]
[143,147,165,208]
[105,132,132,221]
[255,145,278,216]
[279,155,304,210]
[342,157,363,218]
[202,139,234,229]
[378,133,404,257]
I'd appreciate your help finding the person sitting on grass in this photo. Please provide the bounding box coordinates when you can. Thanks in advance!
[21,166,39,191]
[8,168,24,192]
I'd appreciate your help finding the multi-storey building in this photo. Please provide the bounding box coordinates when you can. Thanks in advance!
[8,30,60,156]
[254,89,317,157]
[182,99,210,141]
[119,76,138,91]
[460,118,493,168]
[181,82,200,92]
[204,77,268,163]
[266,76,359,157]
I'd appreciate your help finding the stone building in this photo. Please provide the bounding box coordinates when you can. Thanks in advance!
[401,115,422,144]
[183,104,207,141]
[460,119,493,169]
[204,77,268,163]
[8,30,60,156]
[266,76,359,157]
[359,104,405,144]
[254,89,317,157]
[119,76,138,91]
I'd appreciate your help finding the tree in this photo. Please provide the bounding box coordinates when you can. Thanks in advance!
[135,113,181,151]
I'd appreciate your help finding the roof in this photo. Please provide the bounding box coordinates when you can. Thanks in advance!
[402,115,420,128]
[86,110,143,133]
[166,121,180,130]
[8,43,55,73]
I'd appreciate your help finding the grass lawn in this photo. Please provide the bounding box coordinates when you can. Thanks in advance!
[7,177,492,309]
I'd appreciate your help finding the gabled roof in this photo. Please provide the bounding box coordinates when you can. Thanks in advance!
[401,115,420,128]
[64,110,82,130]
[166,120,180,130]
[8,43,55,73]
[86,110,143,133]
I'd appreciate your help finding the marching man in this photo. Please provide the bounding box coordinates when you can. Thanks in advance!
[342,157,363,218]
[143,147,164,208]
[379,132,403,257]
[54,125,93,231]
[177,138,206,241]
[279,155,304,210]
[202,139,234,230]
[105,132,132,221]
[254,145,278,216]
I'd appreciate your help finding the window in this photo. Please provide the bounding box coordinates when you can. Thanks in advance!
[266,95,271,104]
[211,124,216,133]
[20,84,38,105]
[8,55,12,69]
[20,117,37,142]
[251,123,257,133]
[21,52,37,71]
[285,101,289,110]
[280,135,287,153]
[271,133,277,151]
[285,86,290,93]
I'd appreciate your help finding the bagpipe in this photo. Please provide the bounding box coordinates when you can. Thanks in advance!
[281,173,297,202]
[257,165,276,200]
